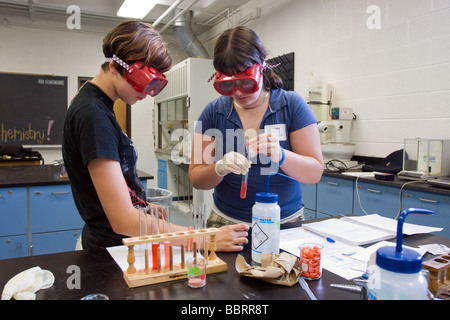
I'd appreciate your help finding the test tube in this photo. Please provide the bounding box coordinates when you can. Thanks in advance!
[188,204,194,252]
[138,206,149,273]
[240,143,250,199]
[143,206,149,274]
[240,172,249,199]
[150,206,160,270]
[191,203,206,257]
[163,206,171,269]
[200,203,207,258]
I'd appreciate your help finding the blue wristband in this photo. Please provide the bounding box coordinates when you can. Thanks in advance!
[273,147,285,166]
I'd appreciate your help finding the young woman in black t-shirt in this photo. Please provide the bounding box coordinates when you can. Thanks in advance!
[63,21,249,251]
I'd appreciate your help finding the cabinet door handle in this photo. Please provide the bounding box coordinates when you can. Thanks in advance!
[51,191,70,196]
[367,189,382,194]
[419,198,439,204]
[326,182,339,186]
[17,242,22,258]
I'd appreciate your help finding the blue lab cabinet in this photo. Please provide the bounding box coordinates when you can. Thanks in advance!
[0,165,151,259]
[30,185,83,233]
[317,176,354,216]
[29,184,84,256]
[0,184,83,259]
[353,181,401,217]
[158,159,168,189]
[0,187,28,259]
[402,189,449,237]
[303,173,450,238]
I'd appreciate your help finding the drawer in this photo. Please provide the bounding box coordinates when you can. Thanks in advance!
[158,159,167,172]
[0,235,28,259]
[0,187,28,236]
[402,190,450,238]
[30,185,84,233]
[317,176,353,216]
[31,229,81,255]
[158,170,168,189]
[354,181,401,219]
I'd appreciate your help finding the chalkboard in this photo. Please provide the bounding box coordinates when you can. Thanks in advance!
[0,72,67,146]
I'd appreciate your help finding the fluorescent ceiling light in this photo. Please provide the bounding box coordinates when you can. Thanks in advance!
[117,0,159,19]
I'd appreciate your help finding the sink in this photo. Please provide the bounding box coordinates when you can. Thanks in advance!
[321,143,356,161]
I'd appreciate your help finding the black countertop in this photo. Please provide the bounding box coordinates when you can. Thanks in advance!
[0,221,447,305]
[0,165,153,188]
[322,170,450,196]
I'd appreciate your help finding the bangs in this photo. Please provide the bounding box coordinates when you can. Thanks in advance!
[214,50,252,75]
[213,27,260,75]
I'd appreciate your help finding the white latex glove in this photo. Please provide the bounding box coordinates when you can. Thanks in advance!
[215,151,251,177]
[1,266,55,300]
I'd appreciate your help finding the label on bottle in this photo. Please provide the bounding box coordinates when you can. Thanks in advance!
[251,215,280,257]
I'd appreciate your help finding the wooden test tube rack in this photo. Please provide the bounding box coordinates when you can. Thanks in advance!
[422,253,450,296]
[122,228,227,288]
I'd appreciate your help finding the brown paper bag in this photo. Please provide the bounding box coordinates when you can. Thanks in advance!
[235,252,301,286]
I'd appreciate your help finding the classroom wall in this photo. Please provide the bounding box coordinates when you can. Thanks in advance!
[1,0,450,176]
[199,0,450,158]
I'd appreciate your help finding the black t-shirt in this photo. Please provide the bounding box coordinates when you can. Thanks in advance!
[62,82,145,249]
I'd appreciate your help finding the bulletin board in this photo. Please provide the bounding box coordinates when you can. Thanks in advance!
[0,72,68,146]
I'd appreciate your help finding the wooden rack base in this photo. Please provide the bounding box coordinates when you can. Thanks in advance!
[422,253,450,296]
[122,228,227,288]
[123,256,227,288]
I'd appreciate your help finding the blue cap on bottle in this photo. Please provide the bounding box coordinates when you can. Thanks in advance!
[255,192,278,203]
[376,208,434,274]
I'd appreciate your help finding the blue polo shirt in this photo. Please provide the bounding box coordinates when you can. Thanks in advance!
[195,88,318,223]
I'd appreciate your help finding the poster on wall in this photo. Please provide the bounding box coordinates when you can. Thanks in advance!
[0,72,67,146]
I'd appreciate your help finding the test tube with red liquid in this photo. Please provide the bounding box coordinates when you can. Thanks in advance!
[240,172,248,199]
[240,143,250,199]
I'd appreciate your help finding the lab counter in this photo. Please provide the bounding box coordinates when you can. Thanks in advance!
[308,170,450,239]
[323,170,450,197]
[0,218,449,305]
[0,164,153,188]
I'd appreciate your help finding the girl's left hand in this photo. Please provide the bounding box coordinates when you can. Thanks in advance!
[247,133,282,164]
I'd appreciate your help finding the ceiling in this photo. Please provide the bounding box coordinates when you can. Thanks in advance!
[0,0,253,34]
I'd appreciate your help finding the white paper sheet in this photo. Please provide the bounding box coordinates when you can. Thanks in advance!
[302,218,395,246]
[342,214,443,235]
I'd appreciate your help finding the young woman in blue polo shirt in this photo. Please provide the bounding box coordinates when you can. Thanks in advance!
[189,26,324,231]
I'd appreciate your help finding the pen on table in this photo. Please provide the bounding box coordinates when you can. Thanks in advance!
[304,228,336,243]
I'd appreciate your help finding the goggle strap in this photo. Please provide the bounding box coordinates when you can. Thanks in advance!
[262,62,281,71]
[105,54,130,70]
[207,71,217,83]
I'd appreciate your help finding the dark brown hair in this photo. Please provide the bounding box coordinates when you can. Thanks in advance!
[213,26,283,90]
[101,20,172,76]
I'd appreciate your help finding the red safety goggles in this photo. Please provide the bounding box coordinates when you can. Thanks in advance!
[213,64,262,96]
[111,55,168,97]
